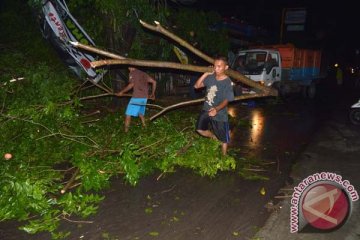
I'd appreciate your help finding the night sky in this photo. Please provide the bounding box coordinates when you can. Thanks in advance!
[184,0,360,63]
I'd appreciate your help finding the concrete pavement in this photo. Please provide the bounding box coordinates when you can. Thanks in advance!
[254,97,360,240]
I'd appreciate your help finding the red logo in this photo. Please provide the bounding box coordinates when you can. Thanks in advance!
[302,183,349,230]
[80,58,91,69]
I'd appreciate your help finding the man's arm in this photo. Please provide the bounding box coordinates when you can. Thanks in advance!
[208,99,229,117]
[116,82,134,96]
[194,72,212,89]
[148,77,157,99]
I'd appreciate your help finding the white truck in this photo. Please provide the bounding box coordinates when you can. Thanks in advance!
[232,44,324,99]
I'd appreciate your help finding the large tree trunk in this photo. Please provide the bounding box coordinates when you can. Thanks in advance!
[71,42,278,96]
[69,20,279,119]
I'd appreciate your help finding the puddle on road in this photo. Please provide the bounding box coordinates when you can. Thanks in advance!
[227,100,323,181]
[228,100,321,160]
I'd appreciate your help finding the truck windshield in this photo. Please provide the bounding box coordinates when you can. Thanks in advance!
[233,51,267,74]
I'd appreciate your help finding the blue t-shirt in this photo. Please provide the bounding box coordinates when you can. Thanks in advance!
[203,74,234,122]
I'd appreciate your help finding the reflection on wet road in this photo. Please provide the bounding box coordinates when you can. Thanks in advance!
[248,108,265,147]
[229,100,322,167]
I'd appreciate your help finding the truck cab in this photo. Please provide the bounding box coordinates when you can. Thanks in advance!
[233,49,281,87]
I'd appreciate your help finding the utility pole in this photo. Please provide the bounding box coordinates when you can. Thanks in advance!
[279,8,286,44]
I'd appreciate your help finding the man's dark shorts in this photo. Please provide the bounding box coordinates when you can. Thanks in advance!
[196,111,230,143]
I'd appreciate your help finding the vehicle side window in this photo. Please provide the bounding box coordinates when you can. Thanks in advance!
[234,56,246,72]
[265,54,279,73]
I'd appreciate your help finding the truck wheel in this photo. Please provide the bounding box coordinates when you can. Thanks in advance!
[349,109,360,125]
[306,83,316,99]
[272,82,286,98]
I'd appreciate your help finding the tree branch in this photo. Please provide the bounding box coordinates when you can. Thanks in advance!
[91,58,211,73]
[150,93,272,121]
[61,168,79,194]
[61,215,93,224]
[69,41,125,60]
[139,20,214,63]
[70,41,277,96]
[139,20,278,96]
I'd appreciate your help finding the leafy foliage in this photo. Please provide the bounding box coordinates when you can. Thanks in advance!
[1,71,236,238]
[64,0,173,60]
[0,0,236,238]
[1,36,235,240]
[27,0,229,61]
[171,8,230,57]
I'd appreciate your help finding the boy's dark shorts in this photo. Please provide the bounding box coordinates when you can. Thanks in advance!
[196,111,230,143]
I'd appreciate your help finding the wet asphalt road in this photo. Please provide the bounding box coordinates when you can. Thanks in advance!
[2,82,357,240]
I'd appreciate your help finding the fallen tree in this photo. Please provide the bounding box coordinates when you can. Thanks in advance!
[0,4,272,239]
[70,20,278,119]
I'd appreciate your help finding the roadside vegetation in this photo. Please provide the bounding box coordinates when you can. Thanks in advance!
[0,0,235,238]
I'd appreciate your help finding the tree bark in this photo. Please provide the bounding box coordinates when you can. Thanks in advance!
[91,58,212,73]
[139,20,214,64]
[70,41,126,60]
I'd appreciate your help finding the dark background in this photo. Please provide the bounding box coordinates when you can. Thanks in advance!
[185,0,360,66]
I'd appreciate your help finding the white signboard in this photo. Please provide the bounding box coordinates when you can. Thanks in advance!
[285,9,307,24]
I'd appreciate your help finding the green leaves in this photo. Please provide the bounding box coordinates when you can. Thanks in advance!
[58,191,103,218]
[1,1,235,238]
[149,231,159,237]
[119,143,142,186]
